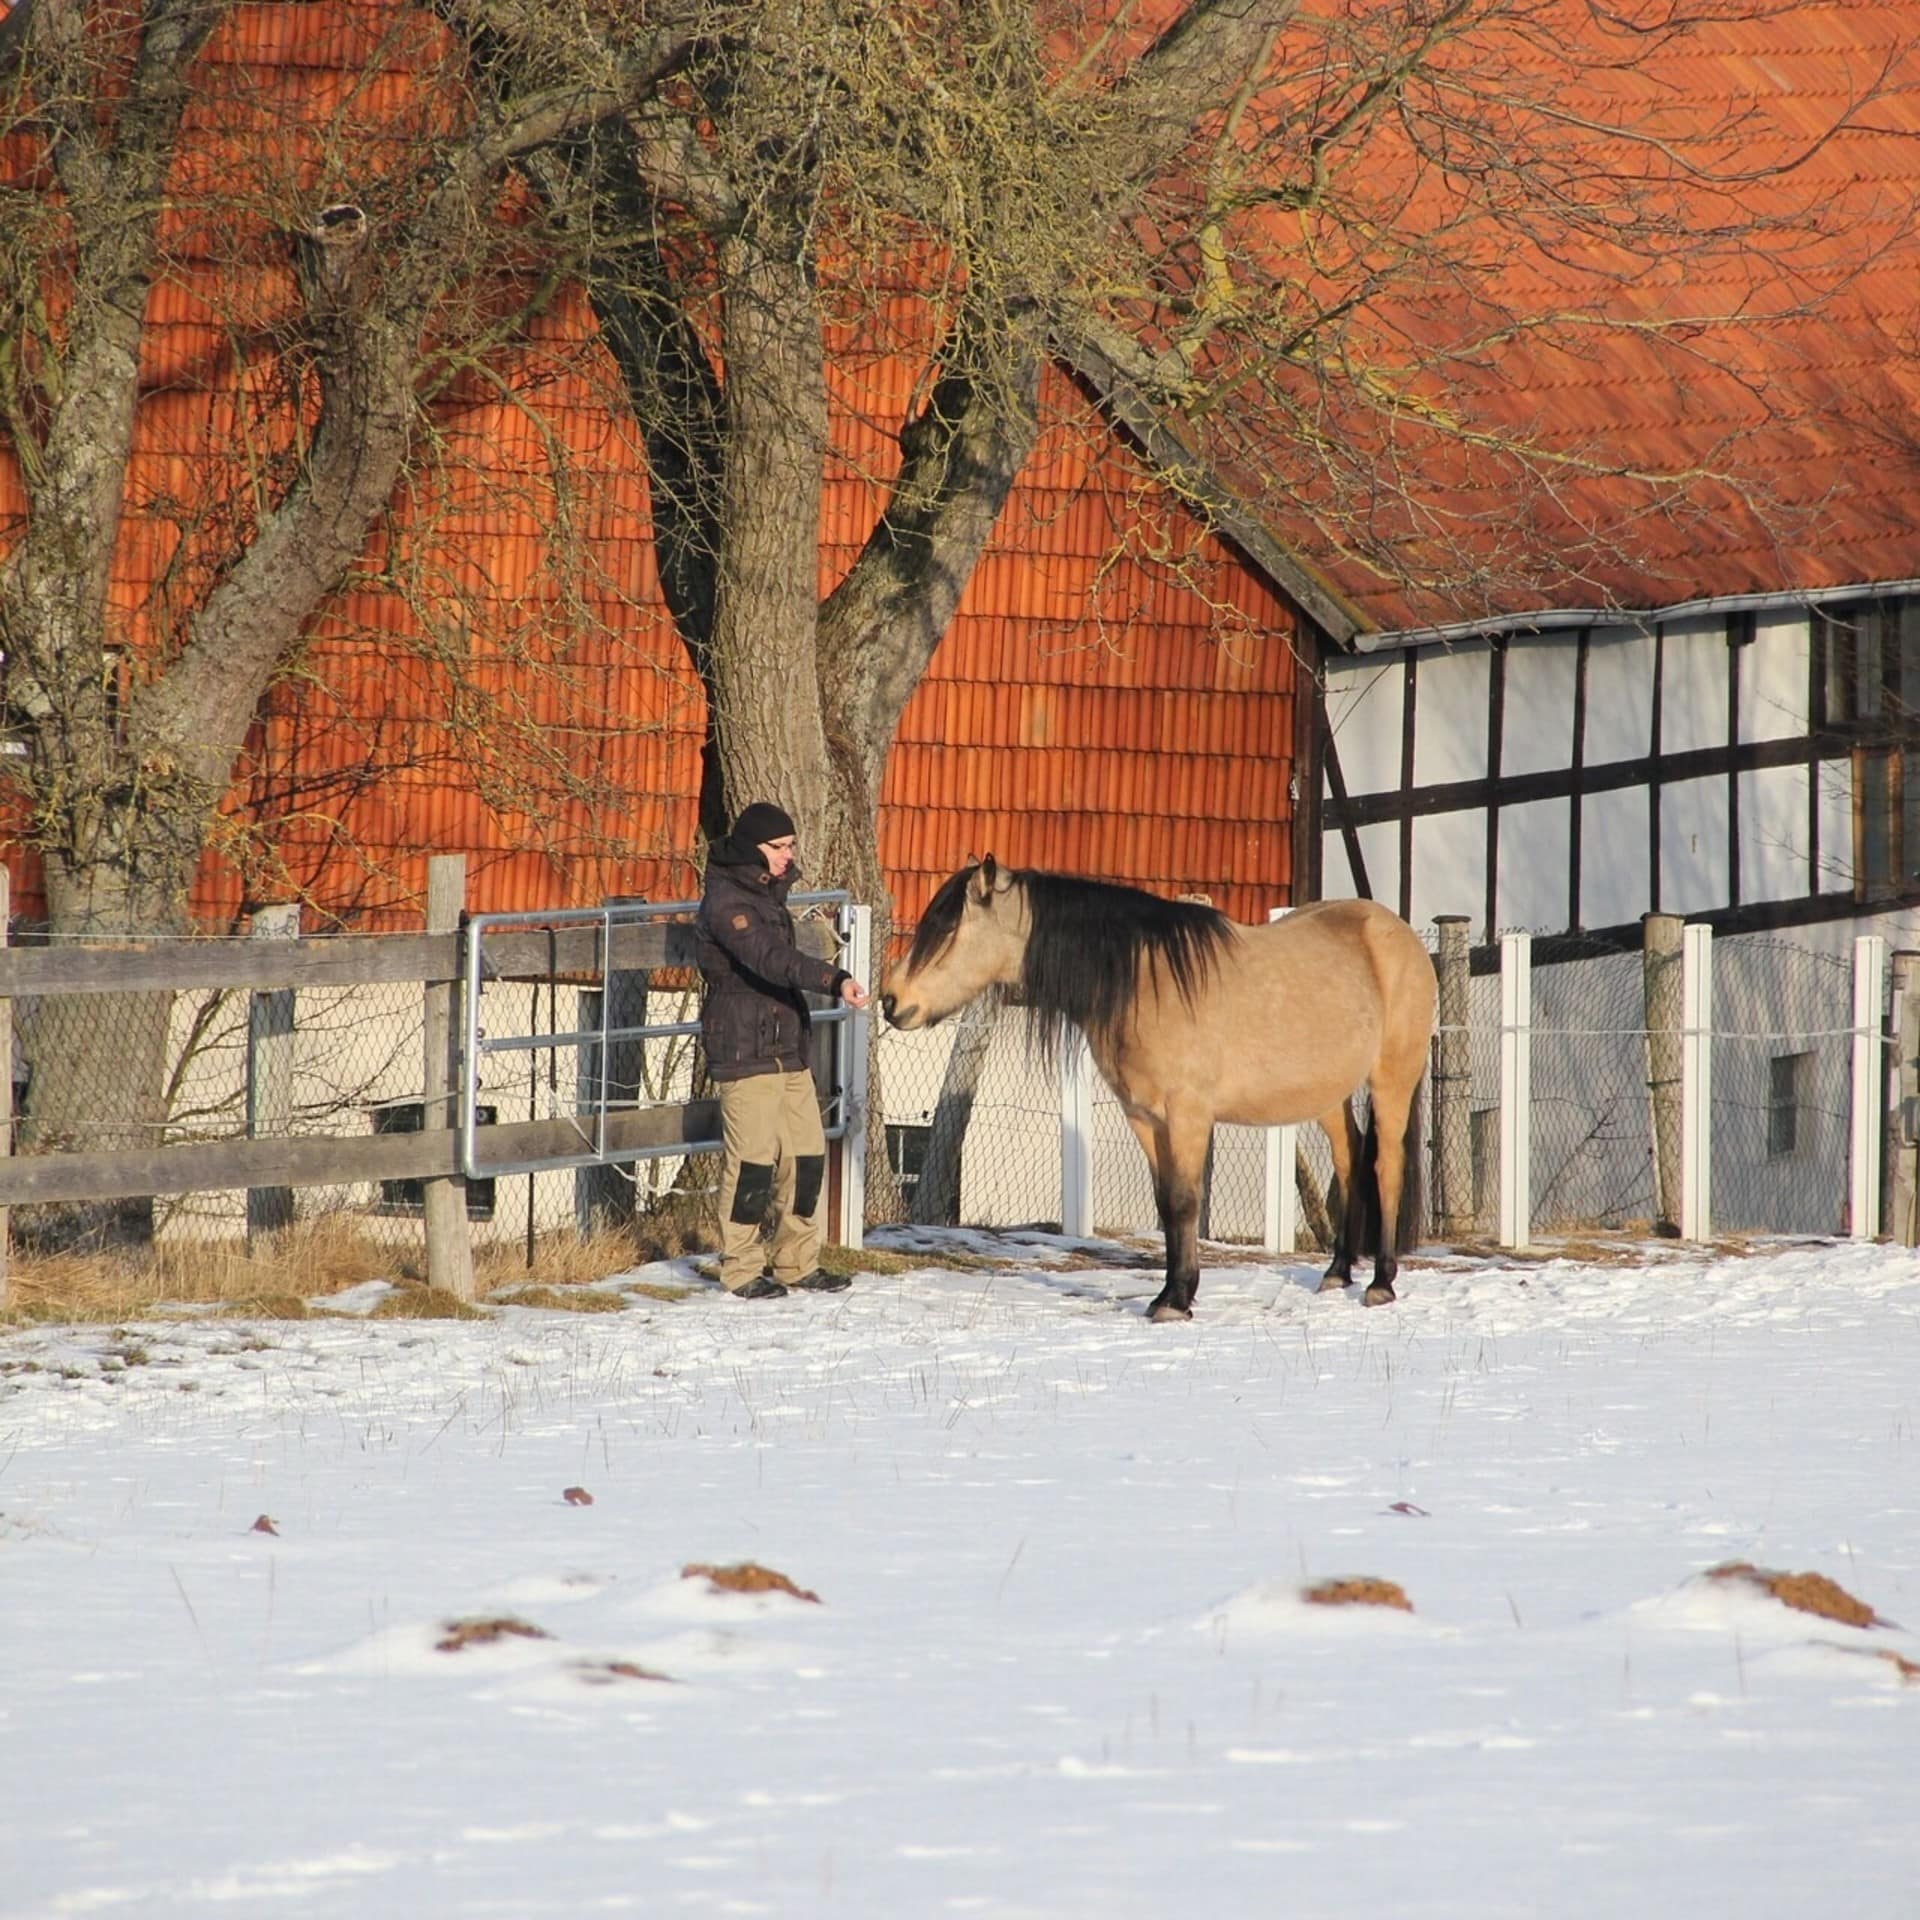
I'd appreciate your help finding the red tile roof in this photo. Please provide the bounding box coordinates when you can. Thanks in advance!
[1144,0,1920,638]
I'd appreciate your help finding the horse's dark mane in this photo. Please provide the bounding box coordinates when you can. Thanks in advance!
[906,863,978,974]
[912,863,1231,1058]
[1017,870,1230,1056]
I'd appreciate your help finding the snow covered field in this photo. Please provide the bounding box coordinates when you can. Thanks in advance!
[3,1232,1917,1919]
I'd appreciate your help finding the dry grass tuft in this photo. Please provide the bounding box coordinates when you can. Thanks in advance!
[218,1292,314,1321]
[572,1659,674,1686]
[628,1190,717,1262]
[1303,1577,1414,1612]
[682,1560,822,1604]
[626,1280,694,1302]
[1,1215,398,1325]
[1706,1561,1888,1627]
[474,1227,653,1293]
[368,1285,487,1322]
[487,1284,628,1314]
[435,1615,551,1653]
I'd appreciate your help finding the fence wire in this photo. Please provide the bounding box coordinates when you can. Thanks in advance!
[1709,938,1854,1235]
[0,912,1886,1260]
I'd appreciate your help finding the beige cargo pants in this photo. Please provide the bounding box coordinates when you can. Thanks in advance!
[716,1069,827,1291]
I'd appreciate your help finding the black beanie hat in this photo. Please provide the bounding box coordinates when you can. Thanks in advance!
[732,800,796,847]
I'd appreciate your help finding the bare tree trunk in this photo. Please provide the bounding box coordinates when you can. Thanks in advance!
[706,223,833,846]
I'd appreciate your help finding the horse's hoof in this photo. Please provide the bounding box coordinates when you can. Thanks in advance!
[1317,1274,1353,1294]
[1362,1283,1397,1307]
[1148,1302,1193,1324]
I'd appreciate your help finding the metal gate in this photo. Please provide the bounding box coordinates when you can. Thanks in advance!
[456,893,868,1213]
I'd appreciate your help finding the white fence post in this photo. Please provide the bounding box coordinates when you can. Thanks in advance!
[1498,932,1532,1248]
[1680,921,1713,1242]
[839,903,871,1251]
[1060,1027,1096,1239]
[1263,906,1297,1254]
[1851,932,1888,1241]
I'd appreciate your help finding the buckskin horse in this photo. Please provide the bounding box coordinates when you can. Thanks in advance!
[879,860,1437,1320]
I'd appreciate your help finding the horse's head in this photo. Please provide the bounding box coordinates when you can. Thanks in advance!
[880,855,1028,1029]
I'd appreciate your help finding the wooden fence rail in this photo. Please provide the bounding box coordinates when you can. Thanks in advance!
[0,865,745,1304]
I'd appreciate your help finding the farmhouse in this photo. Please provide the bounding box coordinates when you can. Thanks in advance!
[4,1,1920,1250]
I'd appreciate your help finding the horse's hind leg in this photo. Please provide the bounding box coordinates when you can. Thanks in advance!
[1362,1053,1423,1308]
[1316,1098,1364,1292]
[1127,1107,1209,1323]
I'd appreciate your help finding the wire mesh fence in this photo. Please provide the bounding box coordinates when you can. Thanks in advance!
[869,915,1888,1250]
[0,908,1892,1264]
[1709,938,1854,1235]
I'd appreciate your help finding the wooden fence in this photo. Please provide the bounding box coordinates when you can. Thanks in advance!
[0,856,751,1304]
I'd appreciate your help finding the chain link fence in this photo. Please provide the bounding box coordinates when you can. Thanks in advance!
[872,914,1883,1249]
[0,909,1887,1260]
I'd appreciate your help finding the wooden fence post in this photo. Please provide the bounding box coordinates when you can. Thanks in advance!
[1889,950,1920,1246]
[245,903,300,1241]
[1433,914,1473,1240]
[423,855,474,1299]
[0,867,9,1306]
[1643,912,1684,1235]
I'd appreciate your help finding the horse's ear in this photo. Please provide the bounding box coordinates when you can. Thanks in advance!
[973,854,998,904]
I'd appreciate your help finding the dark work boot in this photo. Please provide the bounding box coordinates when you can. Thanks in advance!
[789,1269,851,1293]
[731,1274,789,1300]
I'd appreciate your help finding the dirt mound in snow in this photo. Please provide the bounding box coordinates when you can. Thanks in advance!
[682,1561,821,1604]
[1302,1577,1412,1612]
[435,1615,553,1653]
[1705,1561,1889,1627]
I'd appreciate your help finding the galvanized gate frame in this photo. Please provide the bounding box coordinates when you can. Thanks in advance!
[458,892,859,1183]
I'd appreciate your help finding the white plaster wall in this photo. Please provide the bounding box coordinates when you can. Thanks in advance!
[1581,787,1649,928]
[1660,774,1731,916]
[1497,798,1571,930]
[1661,618,1728,755]
[1322,819,1401,907]
[1738,762,1813,904]
[1738,610,1812,741]
[1323,657,1406,796]
[1411,641,1491,786]
[1584,625,1656,762]
[1410,808,1486,930]
[1816,758,1856,893]
[1499,637,1578,778]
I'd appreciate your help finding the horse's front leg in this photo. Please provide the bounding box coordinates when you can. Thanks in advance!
[1127,1107,1208,1322]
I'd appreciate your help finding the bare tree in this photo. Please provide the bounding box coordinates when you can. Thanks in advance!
[0,0,690,1238]
[457,0,1885,915]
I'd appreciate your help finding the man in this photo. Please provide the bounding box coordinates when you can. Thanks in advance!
[696,800,870,1299]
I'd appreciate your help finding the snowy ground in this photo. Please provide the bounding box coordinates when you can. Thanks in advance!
[3,1231,1917,1919]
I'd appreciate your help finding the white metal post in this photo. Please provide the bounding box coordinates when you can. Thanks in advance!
[1263,906,1297,1254]
[1498,931,1532,1249]
[839,904,871,1250]
[1680,922,1713,1242]
[1851,932,1888,1241]
[1060,1027,1096,1239]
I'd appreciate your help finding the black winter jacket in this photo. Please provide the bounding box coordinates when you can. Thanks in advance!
[696,836,848,1082]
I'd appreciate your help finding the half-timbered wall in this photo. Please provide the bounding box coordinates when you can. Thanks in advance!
[1319,599,1920,947]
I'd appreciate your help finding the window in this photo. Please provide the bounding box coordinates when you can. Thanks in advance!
[371,1100,497,1218]
[886,1121,932,1200]
[1818,599,1920,894]
[1768,1052,1809,1158]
